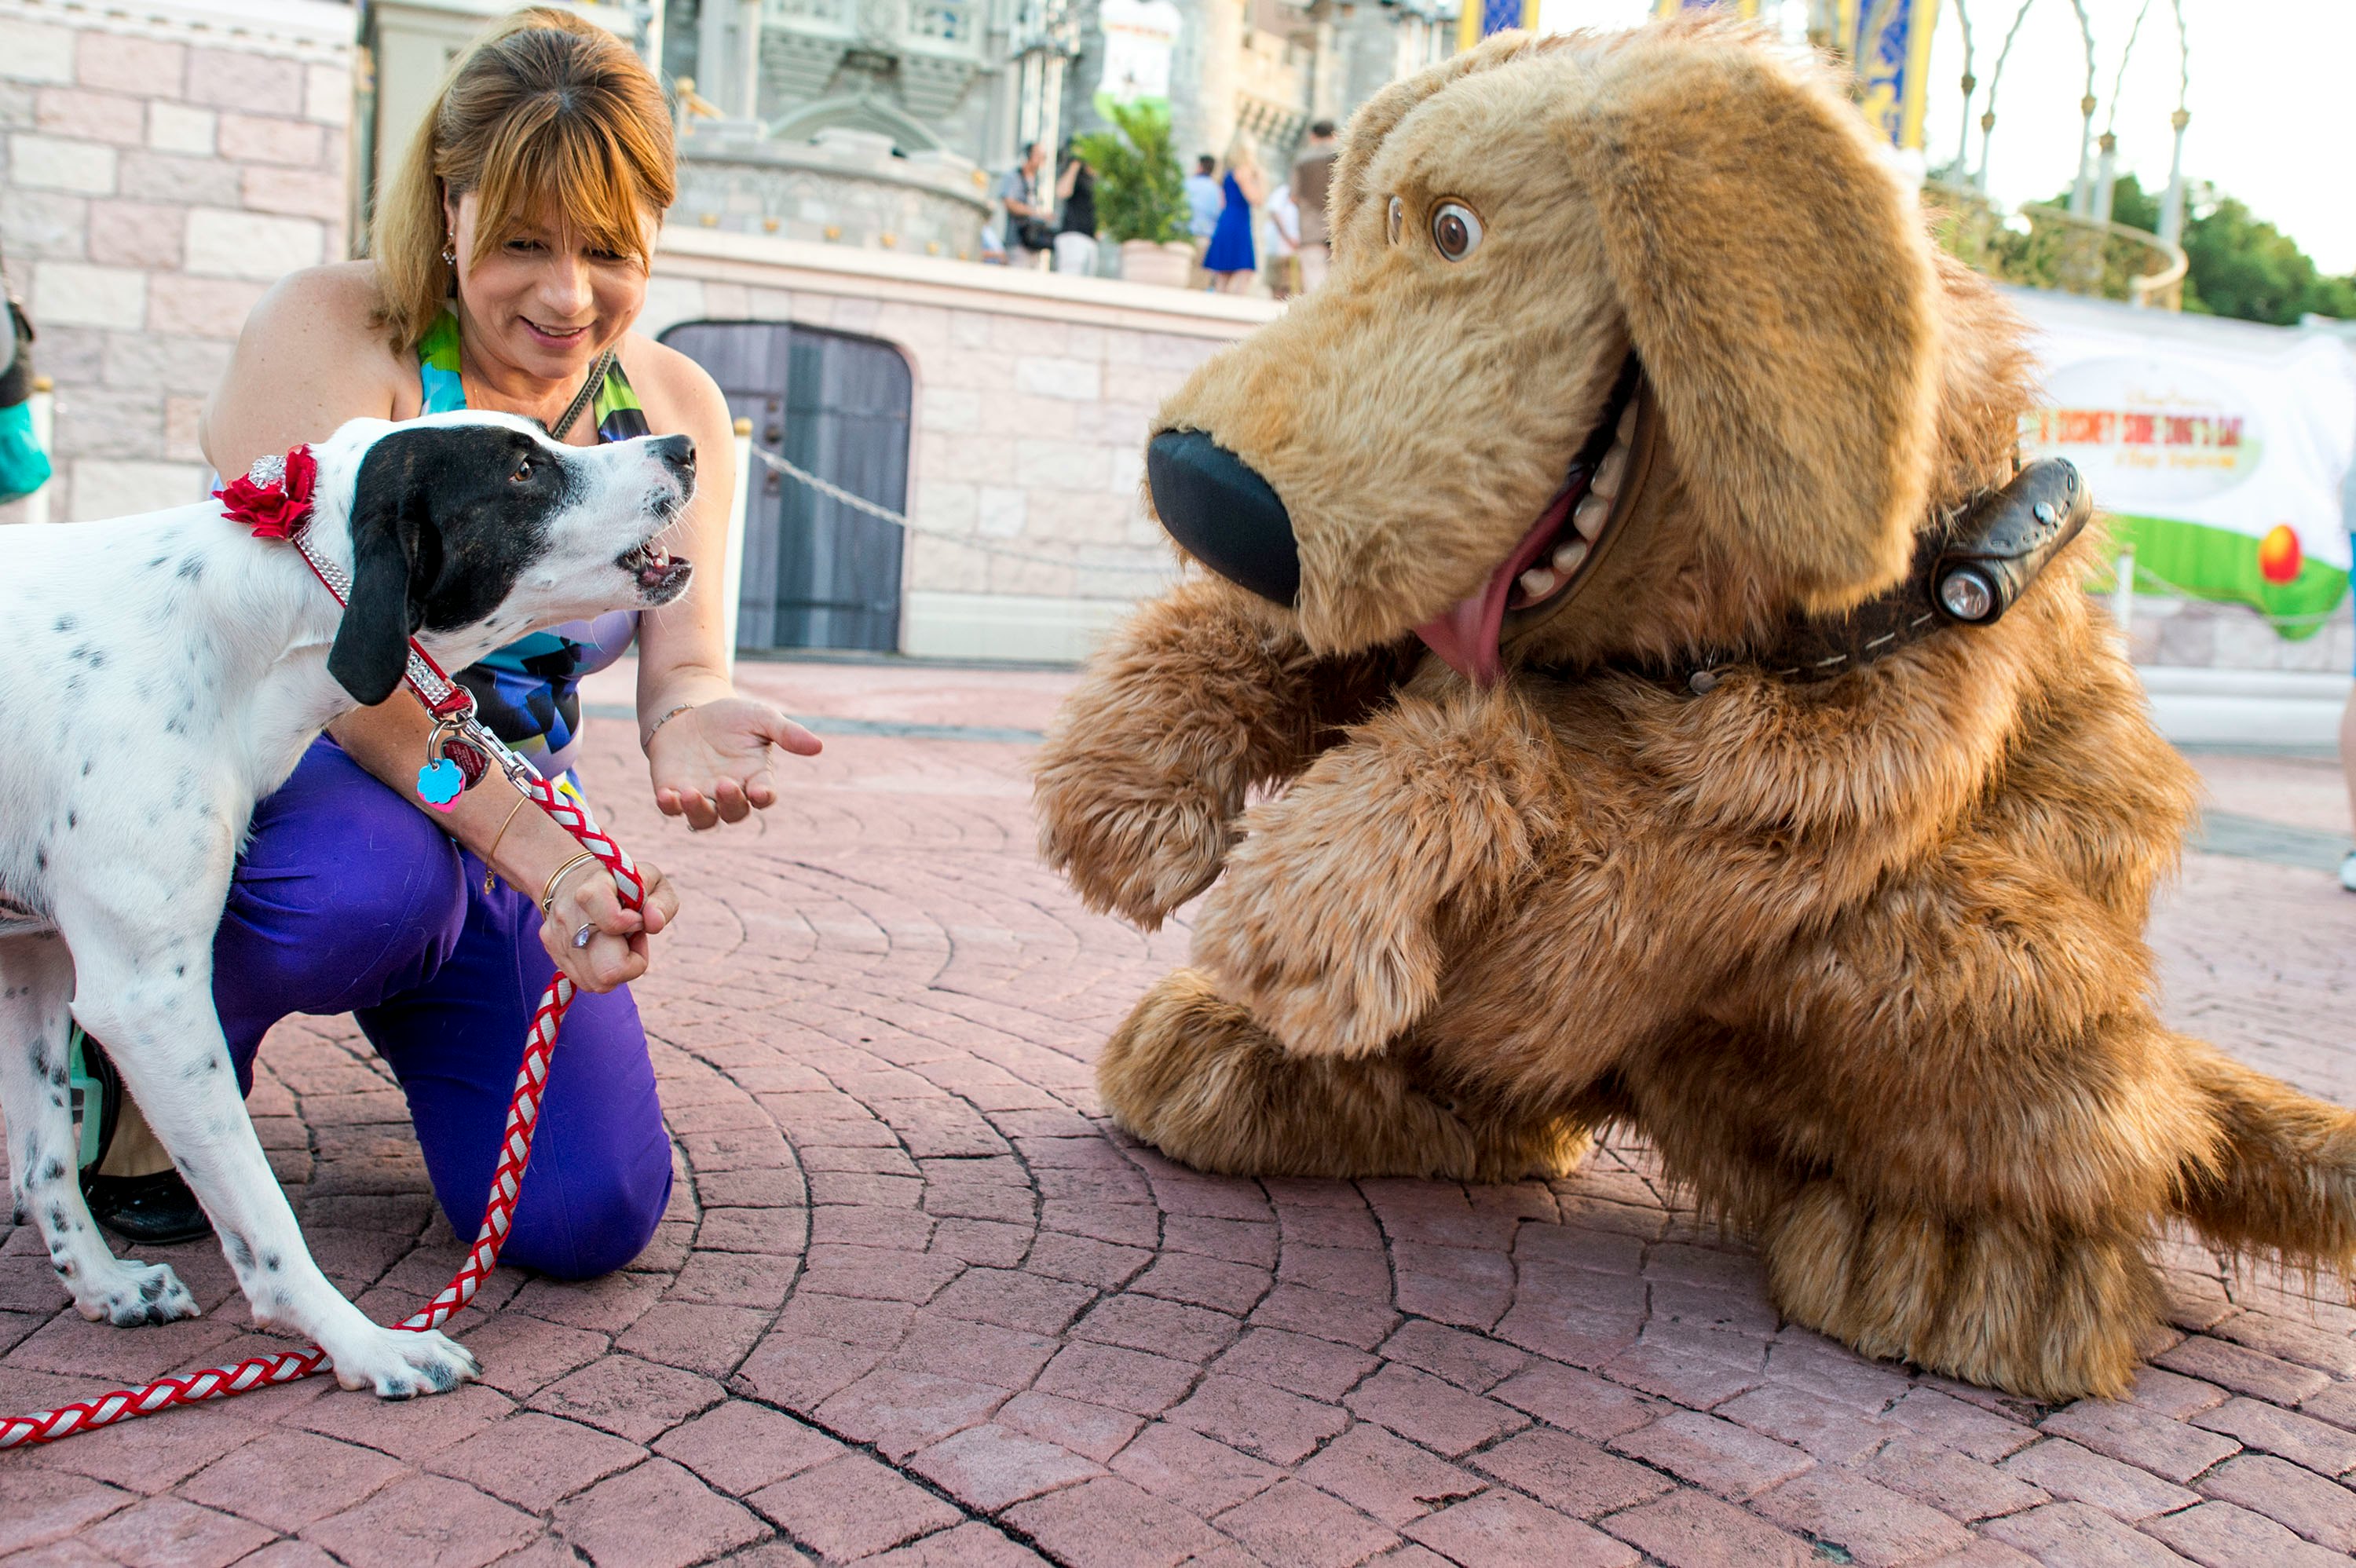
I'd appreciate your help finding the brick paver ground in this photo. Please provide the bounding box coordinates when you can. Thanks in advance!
[6,658,2356,1566]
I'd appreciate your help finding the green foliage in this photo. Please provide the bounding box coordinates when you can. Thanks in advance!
[1934,173,2356,324]
[2173,182,2352,325]
[1073,101,1188,245]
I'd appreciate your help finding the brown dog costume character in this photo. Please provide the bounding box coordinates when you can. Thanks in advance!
[1031,19,2356,1403]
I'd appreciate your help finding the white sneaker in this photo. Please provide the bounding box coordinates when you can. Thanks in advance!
[2338,850,2356,893]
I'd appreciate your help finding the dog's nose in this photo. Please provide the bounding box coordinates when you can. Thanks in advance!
[653,433,695,478]
[1146,430,1299,607]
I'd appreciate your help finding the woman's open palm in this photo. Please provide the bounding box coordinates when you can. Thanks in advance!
[647,698,822,829]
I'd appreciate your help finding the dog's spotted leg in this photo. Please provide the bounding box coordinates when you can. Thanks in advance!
[1192,684,1560,1058]
[60,919,477,1398]
[0,934,198,1325]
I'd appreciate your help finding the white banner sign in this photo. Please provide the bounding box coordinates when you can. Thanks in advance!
[2010,290,2356,587]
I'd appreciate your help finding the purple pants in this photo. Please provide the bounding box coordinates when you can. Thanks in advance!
[214,737,672,1278]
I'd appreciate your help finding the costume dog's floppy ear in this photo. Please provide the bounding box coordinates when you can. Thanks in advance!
[1564,24,1942,614]
[327,439,436,707]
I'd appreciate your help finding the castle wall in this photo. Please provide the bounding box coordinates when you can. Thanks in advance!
[644,225,1279,660]
[0,0,354,522]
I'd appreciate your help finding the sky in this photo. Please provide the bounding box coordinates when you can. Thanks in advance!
[1531,0,2356,274]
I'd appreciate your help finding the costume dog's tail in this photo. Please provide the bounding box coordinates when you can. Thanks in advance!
[2174,1039,2356,1271]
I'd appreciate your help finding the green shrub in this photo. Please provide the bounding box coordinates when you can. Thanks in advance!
[1074,101,1188,245]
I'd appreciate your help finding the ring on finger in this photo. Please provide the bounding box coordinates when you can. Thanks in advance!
[572,923,597,949]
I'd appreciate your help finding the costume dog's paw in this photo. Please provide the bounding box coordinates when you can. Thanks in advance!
[74,1258,199,1328]
[327,1325,481,1398]
[1034,761,1234,929]
[1193,817,1440,1059]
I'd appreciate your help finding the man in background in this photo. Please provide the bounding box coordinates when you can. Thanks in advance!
[1183,154,1222,287]
[1290,121,1337,293]
[1000,141,1052,270]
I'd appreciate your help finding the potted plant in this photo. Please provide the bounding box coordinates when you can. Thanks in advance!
[1074,102,1194,287]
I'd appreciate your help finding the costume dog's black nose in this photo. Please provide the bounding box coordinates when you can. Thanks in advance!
[1147,430,1299,607]
[653,433,694,479]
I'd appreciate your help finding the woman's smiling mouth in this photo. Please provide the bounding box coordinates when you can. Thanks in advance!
[521,316,591,347]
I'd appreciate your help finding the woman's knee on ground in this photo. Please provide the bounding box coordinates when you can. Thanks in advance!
[502,1155,674,1280]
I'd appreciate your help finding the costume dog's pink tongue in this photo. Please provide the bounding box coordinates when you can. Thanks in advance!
[1410,486,1577,687]
[1413,586,1508,687]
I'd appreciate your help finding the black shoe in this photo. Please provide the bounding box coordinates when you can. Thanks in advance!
[72,1029,213,1246]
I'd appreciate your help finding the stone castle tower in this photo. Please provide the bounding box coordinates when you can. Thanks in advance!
[661,0,1456,258]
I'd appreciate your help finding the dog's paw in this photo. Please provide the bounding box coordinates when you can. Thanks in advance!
[1193,854,1439,1058]
[74,1259,199,1328]
[1035,763,1235,929]
[326,1326,481,1398]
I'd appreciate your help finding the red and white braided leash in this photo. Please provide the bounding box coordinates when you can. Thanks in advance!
[0,444,643,1448]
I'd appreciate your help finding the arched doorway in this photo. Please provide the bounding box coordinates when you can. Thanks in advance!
[660,320,914,652]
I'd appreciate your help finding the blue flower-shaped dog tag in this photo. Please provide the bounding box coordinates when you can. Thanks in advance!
[417,757,465,811]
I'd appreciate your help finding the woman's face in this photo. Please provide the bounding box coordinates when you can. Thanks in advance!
[445,191,655,384]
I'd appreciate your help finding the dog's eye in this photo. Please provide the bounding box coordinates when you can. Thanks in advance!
[511,456,533,483]
[1386,196,1404,246]
[1431,202,1483,261]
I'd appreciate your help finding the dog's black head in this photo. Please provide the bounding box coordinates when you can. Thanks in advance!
[312,413,695,706]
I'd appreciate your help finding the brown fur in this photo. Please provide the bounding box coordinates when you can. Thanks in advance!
[1032,19,2356,1402]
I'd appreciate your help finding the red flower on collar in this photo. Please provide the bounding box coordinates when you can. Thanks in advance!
[216,444,317,540]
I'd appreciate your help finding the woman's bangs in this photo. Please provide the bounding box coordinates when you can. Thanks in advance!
[473,108,653,265]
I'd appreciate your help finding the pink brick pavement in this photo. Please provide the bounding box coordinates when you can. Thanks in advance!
[5,656,2356,1566]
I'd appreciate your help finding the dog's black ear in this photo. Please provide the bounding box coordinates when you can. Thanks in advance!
[327,443,430,707]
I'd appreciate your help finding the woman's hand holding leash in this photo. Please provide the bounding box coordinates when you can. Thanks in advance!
[645,696,822,829]
[536,848,675,992]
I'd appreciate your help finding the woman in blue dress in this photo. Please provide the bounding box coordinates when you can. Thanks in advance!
[1202,134,1268,294]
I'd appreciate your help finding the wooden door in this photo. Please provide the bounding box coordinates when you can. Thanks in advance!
[659,320,913,652]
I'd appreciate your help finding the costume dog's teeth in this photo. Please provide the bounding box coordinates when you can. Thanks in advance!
[1550,539,1590,576]
[1573,492,1609,542]
[1617,401,1638,443]
[1518,566,1559,600]
[1591,445,1628,500]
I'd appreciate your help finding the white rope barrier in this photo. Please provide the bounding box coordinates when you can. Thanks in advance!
[748,446,1176,578]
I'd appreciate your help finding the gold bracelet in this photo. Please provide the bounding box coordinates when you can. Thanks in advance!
[481,792,532,895]
[538,852,602,919]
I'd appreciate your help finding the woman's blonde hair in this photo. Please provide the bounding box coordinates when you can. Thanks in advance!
[372,7,676,349]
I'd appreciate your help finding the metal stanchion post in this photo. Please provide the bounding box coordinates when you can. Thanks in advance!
[726,416,751,679]
[2112,546,2135,638]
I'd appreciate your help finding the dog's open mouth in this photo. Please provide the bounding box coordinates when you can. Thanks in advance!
[1413,354,1644,685]
[619,539,692,600]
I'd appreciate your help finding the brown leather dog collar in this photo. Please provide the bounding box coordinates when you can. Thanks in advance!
[1666,457,2091,696]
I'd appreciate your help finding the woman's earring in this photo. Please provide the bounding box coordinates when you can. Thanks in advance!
[441,239,457,267]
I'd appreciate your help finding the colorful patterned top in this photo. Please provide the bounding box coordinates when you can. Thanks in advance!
[417,308,647,777]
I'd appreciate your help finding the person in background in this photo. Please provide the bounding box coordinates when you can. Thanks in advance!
[1202,134,1265,295]
[998,141,1052,269]
[1183,154,1222,287]
[1264,180,1301,301]
[1290,119,1337,293]
[1052,144,1099,276]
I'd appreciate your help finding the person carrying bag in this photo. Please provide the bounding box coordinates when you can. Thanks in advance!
[0,259,52,506]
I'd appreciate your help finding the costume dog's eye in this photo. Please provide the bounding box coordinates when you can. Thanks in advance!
[1431,202,1482,261]
[1386,196,1404,246]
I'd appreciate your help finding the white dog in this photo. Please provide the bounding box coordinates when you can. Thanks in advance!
[0,411,693,1396]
